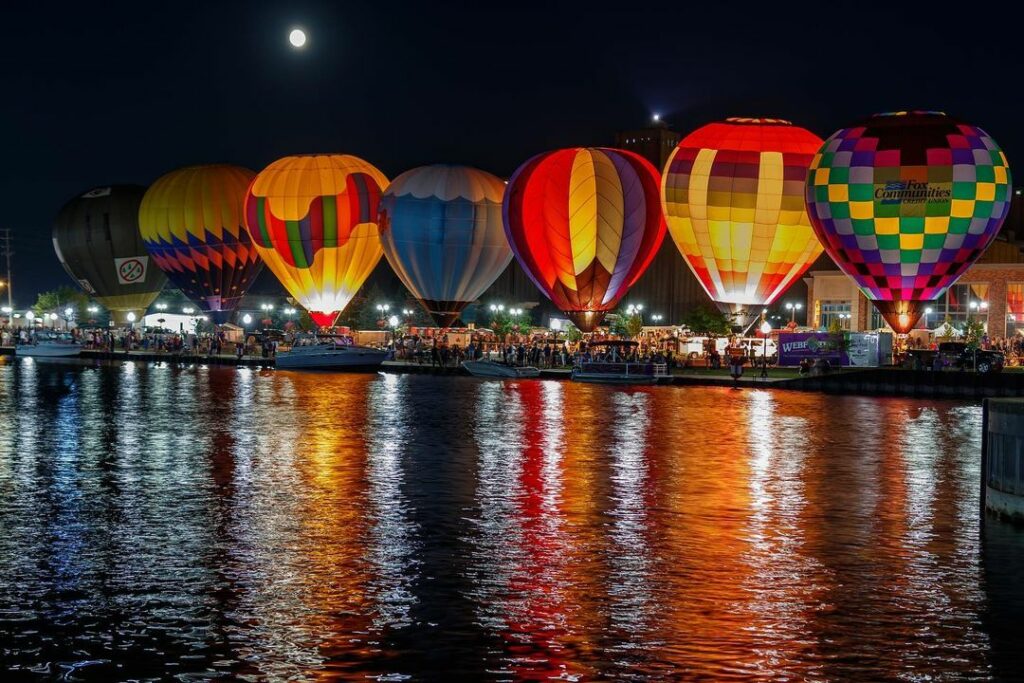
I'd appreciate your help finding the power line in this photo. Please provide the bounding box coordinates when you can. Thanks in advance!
[0,229,12,310]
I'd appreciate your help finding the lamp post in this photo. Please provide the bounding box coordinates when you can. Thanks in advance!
[759,319,772,378]
[785,302,803,324]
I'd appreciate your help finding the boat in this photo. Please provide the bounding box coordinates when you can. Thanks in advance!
[275,334,387,371]
[16,333,83,358]
[462,359,540,379]
[571,340,669,385]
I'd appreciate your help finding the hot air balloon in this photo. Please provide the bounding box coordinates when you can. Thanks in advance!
[378,164,511,327]
[243,154,389,328]
[661,117,824,326]
[53,185,167,324]
[805,111,1012,333]
[139,164,262,322]
[503,147,665,331]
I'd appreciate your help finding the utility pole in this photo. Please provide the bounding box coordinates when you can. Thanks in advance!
[0,229,11,310]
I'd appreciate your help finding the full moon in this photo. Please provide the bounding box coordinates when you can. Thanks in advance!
[289,28,306,48]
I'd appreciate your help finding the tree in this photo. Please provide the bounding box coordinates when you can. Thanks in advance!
[963,319,985,348]
[609,309,644,338]
[680,304,733,336]
[33,286,90,322]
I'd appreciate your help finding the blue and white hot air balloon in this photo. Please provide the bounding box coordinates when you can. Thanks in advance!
[378,164,511,326]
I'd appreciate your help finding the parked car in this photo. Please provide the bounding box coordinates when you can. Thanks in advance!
[938,342,1004,373]
[906,342,1004,373]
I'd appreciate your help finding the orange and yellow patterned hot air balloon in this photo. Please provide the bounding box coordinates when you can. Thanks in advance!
[661,118,824,323]
[243,155,389,327]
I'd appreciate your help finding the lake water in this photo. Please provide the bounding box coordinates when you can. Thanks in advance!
[1,357,1022,681]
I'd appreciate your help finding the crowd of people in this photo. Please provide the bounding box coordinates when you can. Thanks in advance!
[391,333,677,369]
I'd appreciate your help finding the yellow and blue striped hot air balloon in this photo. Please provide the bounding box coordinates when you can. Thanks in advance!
[378,164,510,327]
[243,154,389,327]
[139,164,262,322]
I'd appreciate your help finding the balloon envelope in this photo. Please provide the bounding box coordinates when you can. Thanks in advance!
[805,111,1012,333]
[243,154,389,327]
[379,164,510,327]
[503,147,665,331]
[53,185,167,324]
[661,117,824,320]
[139,164,262,322]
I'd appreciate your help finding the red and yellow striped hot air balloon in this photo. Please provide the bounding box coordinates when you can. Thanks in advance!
[242,154,389,327]
[661,118,824,324]
[503,147,665,332]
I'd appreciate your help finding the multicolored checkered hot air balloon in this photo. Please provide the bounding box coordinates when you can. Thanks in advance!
[243,154,389,328]
[805,111,1012,333]
[661,118,824,324]
[378,164,511,327]
[503,147,665,332]
[139,164,262,323]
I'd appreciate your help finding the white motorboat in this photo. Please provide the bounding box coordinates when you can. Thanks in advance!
[462,359,540,379]
[275,335,387,371]
[16,334,83,358]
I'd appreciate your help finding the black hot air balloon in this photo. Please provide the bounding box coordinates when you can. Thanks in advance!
[53,185,167,323]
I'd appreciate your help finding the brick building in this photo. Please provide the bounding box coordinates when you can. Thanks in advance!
[804,238,1024,339]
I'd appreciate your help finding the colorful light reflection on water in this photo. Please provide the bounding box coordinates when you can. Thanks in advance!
[0,359,1021,680]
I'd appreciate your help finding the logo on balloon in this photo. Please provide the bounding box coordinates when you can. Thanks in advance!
[114,256,148,285]
[875,180,951,205]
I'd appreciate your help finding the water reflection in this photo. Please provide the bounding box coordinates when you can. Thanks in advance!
[0,360,1021,681]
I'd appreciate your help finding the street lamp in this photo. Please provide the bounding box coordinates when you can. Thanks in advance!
[183,307,194,315]
[242,313,252,325]
[785,302,803,323]
[156,302,167,311]
[759,319,772,379]
[652,314,664,323]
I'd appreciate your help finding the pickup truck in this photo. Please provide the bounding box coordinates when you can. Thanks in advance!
[905,342,1004,374]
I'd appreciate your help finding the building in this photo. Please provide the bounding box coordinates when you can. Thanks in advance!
[614,119,714,323]
[615,117,680,170]
[804,238,1024,339]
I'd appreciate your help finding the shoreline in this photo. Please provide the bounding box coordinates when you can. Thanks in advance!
[3,346,1022,398]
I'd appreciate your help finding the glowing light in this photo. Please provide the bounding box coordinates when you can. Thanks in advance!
[126,312,136,322]
[760,320,772,335]
[388,315,399,327]
[242,314,253,325]
[289,28,306,48]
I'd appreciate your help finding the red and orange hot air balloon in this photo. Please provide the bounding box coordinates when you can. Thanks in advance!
[503,147,665,331]
[661,118,824,325]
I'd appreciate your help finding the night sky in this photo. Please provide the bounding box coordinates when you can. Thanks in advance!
[2,0,1021,303]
